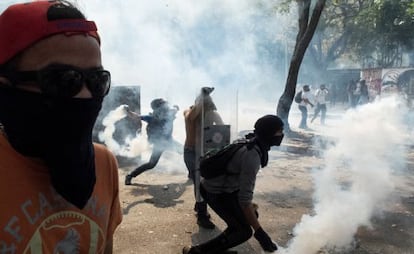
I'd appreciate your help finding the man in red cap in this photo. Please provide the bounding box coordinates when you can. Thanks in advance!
[0,1,121,253]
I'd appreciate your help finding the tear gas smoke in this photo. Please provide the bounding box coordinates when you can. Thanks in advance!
[278,96,407,254]
[99,105,149,157]
[99,105,186,173]
[75,0,294,127]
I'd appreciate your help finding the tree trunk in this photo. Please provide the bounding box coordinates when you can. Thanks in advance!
[276,0,326,132]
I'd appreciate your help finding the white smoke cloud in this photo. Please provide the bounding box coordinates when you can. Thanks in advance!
[76,0,293,134]
[99,105,149,157]
[98,104,186,174]
[279,96,408,254]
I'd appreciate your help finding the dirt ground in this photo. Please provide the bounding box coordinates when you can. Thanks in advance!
[112,129,414,254]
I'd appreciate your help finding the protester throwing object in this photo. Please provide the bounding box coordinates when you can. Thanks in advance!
[125,98,179,185]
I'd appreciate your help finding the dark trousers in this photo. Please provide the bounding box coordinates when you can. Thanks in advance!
[195,185,253,253]
[184,147,196,180]
[184,147,209,218]
[129,143,164,177]
[298,105,308,128]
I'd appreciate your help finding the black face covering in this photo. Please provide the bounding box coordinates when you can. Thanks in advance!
[254,134,284,168]
[0,87,102,209]
[269,134,284,147]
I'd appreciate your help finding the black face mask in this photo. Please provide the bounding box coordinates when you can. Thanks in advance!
[0,87,103,209]
[269,134,284,147]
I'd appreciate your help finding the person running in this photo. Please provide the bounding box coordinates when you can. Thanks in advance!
[125,98,179,185]
[311,84,329,125]
[297,85,314,129]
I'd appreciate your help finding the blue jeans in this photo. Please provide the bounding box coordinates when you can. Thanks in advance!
[184,147,196,180]
[298,105,308,128]
[311,103,327,125]
[184,147,209,217]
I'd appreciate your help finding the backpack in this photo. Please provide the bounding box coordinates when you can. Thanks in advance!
[294,91,303,103]
[199,139,255,179]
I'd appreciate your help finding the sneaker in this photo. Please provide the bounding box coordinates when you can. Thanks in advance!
[182,246,201,254]
[182,246,191,254]
[125,175,133,185]
[197,216,215,229]
[187,172,194,181]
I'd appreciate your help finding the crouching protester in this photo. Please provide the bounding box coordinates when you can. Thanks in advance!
[0,1,122,253]
[183,115,284,254]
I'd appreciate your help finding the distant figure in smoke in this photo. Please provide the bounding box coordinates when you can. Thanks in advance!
[125,98,179,185]
[183,87,223,229]
[329,83,337,107]
[347,80,357,108]
[183,115,283,254]
[311,84,329,125]
[298,85,314,129]
[358,79,369,105]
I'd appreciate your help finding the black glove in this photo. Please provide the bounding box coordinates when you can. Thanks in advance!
[252,203,259,218]
[254,227,277,252]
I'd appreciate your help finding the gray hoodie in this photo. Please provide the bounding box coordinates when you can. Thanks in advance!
[201,144,262,205]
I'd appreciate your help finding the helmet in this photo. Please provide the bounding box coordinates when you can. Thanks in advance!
[150,98,166,110]
[201,87,214,95]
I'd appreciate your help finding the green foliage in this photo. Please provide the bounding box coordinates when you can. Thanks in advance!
[271,0,414,70]
[275,0,296,13]
[299,0,364,77]
[294,0,414,70]
[346,0,414,67]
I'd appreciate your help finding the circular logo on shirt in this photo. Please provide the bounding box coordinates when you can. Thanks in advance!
[24,211,105,254]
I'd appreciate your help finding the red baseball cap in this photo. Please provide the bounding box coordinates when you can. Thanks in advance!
[0,0,100,65]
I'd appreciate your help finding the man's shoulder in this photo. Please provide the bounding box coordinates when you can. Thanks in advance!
[94,142,109,152]
[234,142,260,158]
[184,107,200,121]
[93,143,117,162]
[184,108,192,117]
[302,91,311,98]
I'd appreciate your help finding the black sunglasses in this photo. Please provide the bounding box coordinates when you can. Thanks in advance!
[3,66,111,98]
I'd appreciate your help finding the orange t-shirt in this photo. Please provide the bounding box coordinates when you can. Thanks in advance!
[0,133,122,253]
